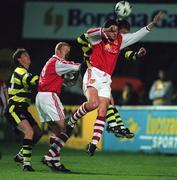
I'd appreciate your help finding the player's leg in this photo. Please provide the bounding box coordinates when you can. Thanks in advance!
[31,124,43,145]
[66,85,100,157]
[67,68,99,131]
[67,102,89,128]
[106,104,118,130]
[14,112,43,164]
[17,120,35,171]
[37,92,70,172]
[4,107,23,163]
[67,86,98,127]
[43,120,63,162]
[106,94,129,137]
[66,86,98,140]
[42,120,70,172]
[106,105,126,137]
[86,69,111,156]
[113,107,134,138]
[87,96,109,156]
[5,104,35,171]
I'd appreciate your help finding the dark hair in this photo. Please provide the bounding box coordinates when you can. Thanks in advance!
[118,20,131,31]
[12,48,27,66]
[103,19,118,28]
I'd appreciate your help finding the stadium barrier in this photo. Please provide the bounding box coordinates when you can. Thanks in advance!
[28,105,177,154]
[103,106,177,154]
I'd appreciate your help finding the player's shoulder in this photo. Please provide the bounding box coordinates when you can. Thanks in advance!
[55,56,79,66]
[15,66,27,75]
[87,27,101,34]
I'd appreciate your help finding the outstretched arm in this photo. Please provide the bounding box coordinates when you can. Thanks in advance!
[121,11,165,49]
[146,11,165,30]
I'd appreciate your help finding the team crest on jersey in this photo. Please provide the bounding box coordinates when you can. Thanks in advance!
[89,79,96,84]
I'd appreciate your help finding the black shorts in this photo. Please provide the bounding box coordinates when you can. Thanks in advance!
[5,103,38,128]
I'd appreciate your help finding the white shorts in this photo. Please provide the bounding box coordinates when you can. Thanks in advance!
[35,92,65,122]
[83,67,112,98]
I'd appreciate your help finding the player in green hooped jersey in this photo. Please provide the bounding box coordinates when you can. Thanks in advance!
[5,48,42,171]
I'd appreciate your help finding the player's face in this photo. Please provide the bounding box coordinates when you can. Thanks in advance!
[60,45,71,59]
[19,52,31,66]
[107,25,118,41]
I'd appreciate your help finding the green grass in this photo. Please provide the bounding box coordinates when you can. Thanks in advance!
[0,143,177,180]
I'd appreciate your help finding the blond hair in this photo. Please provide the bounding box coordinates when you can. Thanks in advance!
[55,42,70,54]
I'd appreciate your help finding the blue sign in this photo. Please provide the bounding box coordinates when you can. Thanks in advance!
[103,106,177,154]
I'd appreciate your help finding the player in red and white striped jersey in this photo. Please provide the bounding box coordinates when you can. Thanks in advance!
[67,11,164,156]
[36,42,80,172]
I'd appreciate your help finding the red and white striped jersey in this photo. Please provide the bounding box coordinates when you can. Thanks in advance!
[87,27,122,75]
[38,55,80,95]
[87,26,150,75]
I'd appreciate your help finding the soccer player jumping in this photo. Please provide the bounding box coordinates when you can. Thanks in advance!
[76,19,146,139]
[67,11,164,156]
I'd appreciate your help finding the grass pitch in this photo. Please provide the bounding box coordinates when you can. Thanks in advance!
[0,142,177,180]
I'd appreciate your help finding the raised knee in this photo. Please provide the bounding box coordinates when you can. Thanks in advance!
[88,100,98,110]
[92,101,99,109]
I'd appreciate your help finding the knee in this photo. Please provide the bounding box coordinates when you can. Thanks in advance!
[87,100,99,110]
[25,128,34,139]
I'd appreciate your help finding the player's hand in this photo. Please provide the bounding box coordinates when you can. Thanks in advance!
[147,11,165,30]
[137,47,146,57]
[153,11,165,24]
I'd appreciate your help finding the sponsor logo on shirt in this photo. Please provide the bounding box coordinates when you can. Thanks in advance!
[104,43,118,54]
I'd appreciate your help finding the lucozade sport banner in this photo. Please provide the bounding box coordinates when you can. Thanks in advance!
[103,106,177,154]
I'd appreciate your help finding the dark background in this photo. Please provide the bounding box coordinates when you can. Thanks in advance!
[1,0,177,104]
